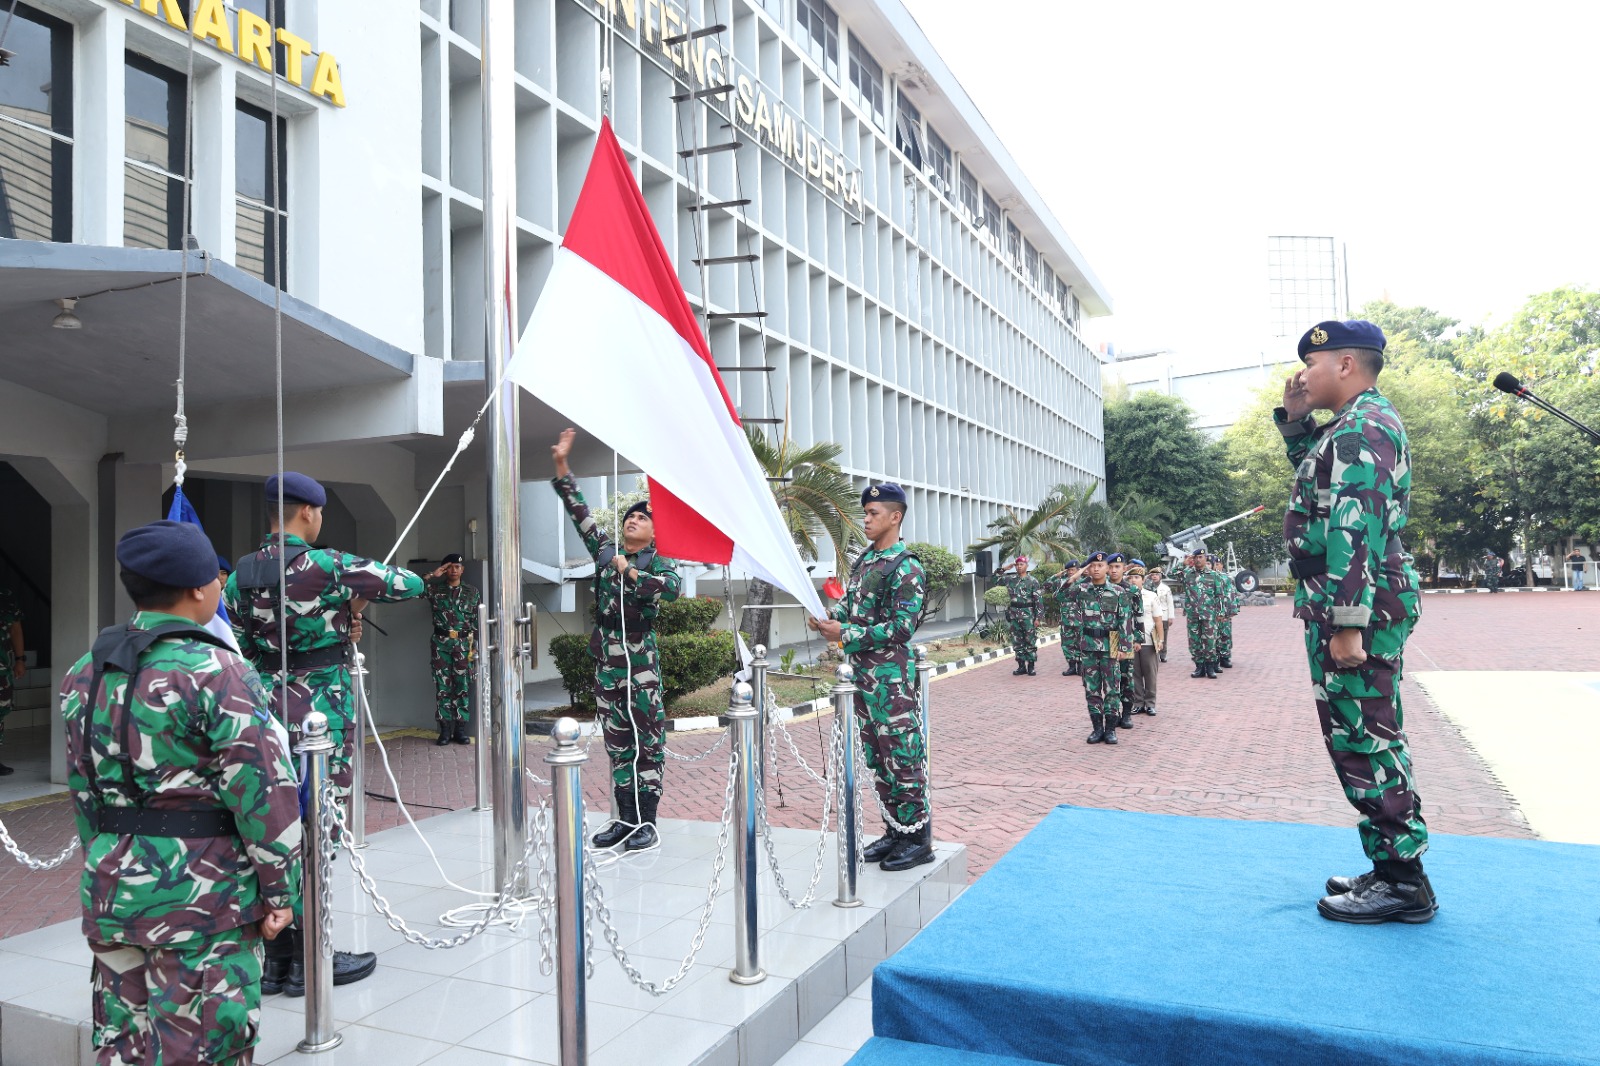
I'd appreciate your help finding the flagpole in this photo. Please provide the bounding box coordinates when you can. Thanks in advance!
[482,0,526,896]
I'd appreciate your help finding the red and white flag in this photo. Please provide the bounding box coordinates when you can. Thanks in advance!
[507,118,825,618]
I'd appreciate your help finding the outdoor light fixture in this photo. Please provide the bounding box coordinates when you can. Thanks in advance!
[52,298,83,330]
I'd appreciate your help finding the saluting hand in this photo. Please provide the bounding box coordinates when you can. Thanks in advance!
[1282,371,1313,421]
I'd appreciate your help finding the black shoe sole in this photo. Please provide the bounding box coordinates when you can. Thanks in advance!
[1316,899,1437,924]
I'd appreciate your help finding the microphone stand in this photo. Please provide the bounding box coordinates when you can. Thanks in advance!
[1508,387,1600,445]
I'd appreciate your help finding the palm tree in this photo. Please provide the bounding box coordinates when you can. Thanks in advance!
[966,484,1087,566]
[743,425,864,650]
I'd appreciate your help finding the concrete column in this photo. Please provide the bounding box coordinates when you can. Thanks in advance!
[76,5,126,246]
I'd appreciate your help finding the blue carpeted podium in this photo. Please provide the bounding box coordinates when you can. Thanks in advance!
[855,807,1600,1066]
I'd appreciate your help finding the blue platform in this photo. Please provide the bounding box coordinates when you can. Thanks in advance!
[865,807,1600,1066]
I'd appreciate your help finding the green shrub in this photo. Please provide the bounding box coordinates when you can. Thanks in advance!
[656,596,723,636]
[1035,562,1064,619]
[905,541,964,628]
[984,586,1011,607]
[549,633,596,711]
[660,631,738,705]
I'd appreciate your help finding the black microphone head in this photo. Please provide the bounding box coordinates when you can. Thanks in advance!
[1493,371,1523,395]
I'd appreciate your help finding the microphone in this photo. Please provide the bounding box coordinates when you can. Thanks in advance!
[1492,371,1525,396]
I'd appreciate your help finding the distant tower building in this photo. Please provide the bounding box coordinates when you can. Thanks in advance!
[1268,236,1347,338]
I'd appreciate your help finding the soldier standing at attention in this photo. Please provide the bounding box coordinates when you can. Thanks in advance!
[1278,319,1433,924]
[1482,549,1503,592]
[1056,560,1082,676]
[1066,551,1133,746]
[0,584,23,776]
[1183,549,1219,678]
[422,554,482,746]
[998,556,1042,676]
[1211,553,1239,669]
[1126,564,1162,716]
[551,429,683,852]
[1148,567,1176,663]
[809,483,932,871]
[225,472,425,988]
[64,521,301,1064]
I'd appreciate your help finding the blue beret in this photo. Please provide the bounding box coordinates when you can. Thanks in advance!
[216,554,232,574]
[1298,320,1386,362]
[624,500,652,521]
[1064,559,1079,569]
[265,472,327,507]
[1106,552,1126,564]
[1083,551,1108,563]
[862,483,907,507]
[1129,558,1145,568]
[117,521,220,589]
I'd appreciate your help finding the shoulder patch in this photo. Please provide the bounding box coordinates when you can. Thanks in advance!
[1335,434,1363,464]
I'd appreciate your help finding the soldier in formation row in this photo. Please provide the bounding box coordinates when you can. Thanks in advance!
[997,557,1043,675]
[1179,549,1239,678]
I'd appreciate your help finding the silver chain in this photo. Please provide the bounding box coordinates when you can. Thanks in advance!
[663,727,729,763]
[318,781,339,958]
[0,818,79,871]
[765,686,828,785]
[753,725,835,909]
[331,781,544,950]
[583,744,738,996]
[531,787,556,976]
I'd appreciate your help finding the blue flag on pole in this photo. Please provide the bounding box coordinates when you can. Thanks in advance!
[166,484,235,638]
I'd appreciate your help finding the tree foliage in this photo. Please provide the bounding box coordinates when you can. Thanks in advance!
[1103,391,1234,529]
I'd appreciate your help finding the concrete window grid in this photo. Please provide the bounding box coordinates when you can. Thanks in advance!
[419,0,1105,554]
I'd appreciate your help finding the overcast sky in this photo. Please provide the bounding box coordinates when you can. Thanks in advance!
[901,0,1600,364]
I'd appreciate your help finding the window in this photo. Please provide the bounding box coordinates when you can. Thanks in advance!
[795,0,838,80]
[959,165,979,221]
[124,53,190,250]
[894,90,923,170]
[927,125,952,194]
[1005,220,1021,266]
[235,101,288,288]
[0,4,73,242]
[1024,241,1039,287]
[982,191,1000,240]
[1056,277,1070,318]
[847,36,884,127]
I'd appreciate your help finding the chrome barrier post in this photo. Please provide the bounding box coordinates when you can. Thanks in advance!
[349,651,369,850]
[474,601,493,813]
[295,711,342,1053]
[915,646,934,801]
[545,718,588,1064]
[727,681,766,984]
[750,644,769,798]
[833,665,862,909]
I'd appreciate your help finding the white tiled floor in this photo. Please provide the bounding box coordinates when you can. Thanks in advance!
[0,809,961,1066]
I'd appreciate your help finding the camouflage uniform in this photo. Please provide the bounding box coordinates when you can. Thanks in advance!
[1182,562,1219,666]
[1483,551,1502,592]
[63,611,303,1066]
[832,541,928,824]
[1213,567,1239,662]
[426,581,482,725]
[553,476,682,801]
[224,535,425,802]
[1000,573,1042,667]
[1115,577,1140,715]
[1278,385,1427,868]
[1065,579,1134,740]
[1052,572,1081,673]
[0,585,20,754]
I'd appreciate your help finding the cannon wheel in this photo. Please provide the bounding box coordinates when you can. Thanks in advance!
[1232,569,1259,593]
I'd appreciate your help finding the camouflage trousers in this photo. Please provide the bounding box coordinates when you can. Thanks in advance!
[1117,655,1135,714]
[1059,618,1079,666]
[267,662,356,806]
[1304,620,1429,865]
[1079,654,1119,719]
[431,638,473,723]
[593,628,666,799]
[89,925,262,1066]
[1484,568,1501,591]
[1006,612,1038,665]
[850,650,927,825]
[1217,616,1234,659]
[1185,611,1217,664]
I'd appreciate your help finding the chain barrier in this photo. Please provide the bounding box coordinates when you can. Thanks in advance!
[663,728,730,763]
[332,780,546,950]
[584,744,738,996]
[764,685,828,785]
[317,780,338,958]
[0,818,79,871]
[752,714,838,910]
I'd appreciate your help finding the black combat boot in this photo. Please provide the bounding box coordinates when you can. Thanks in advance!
[1190,663,1207,678]
[626,793,661,851]
[1204,662,1218,679]
[592,789,639,849]
[1062,668,1072,676]
[283,930,379,996]
[1026,662,1036,676]
[452,718,472,744]
[435,720,451,746]
[881,821,934,872]
[1101,717,1118,745]
[1086,714,1105,744]
[1013,662,1028,675]
[1068,661,1080,677]
[1219,656,1233,669]
[864,822,900,862]
[1119,706,1134,730]
[1318,861,1436,925]
[262,928,295,995]
[1324,868,1378,896]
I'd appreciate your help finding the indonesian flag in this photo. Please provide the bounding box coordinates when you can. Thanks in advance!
[507,118,825,618]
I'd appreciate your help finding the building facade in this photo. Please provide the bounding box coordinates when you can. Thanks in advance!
[1,0,1110,783]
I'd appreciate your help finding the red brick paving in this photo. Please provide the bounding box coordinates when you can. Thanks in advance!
[2,594,1586,940]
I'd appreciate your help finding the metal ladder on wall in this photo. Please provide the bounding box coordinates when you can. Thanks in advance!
[668,2,782,432]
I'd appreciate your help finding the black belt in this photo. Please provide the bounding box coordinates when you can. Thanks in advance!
[95,807,236,837]
[284,645,348,672]
[1083,626,1110,639]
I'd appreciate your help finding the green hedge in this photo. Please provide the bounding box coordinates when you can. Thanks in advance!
[984,585,1011,607]
[656,596,723,636]
[546,628,737,710]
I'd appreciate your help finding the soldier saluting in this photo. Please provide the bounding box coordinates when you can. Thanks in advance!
[1066,551,1134,745]
[422,554,482,746]
[809,483,933,871]
[551,429,683,852]
[997,556,1042,676]
[64,520,301,1064]
[1277,320,1432,924]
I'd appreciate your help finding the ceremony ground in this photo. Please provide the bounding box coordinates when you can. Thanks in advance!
[0,593,1590,1063]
